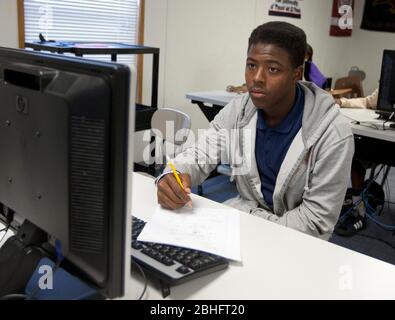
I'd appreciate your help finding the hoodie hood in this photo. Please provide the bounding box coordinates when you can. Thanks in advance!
[299,81,339,148]
[236,81,339,149]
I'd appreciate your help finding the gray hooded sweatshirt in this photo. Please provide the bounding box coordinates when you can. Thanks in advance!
[167,82,354,240]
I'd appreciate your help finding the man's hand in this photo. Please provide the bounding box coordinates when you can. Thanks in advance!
[157,173,192,210]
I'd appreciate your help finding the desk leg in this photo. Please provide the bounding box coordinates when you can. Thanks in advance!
[152,53,159,108]
[380,165,391,187]
[192,101,223,122]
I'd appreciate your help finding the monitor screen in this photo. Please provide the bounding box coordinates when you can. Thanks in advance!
[377,49,395,116]
[0,47,133,299]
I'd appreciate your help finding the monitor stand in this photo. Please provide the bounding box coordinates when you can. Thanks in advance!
[0,220,48,297]
[0,220,102,300]
[24,257,101,300]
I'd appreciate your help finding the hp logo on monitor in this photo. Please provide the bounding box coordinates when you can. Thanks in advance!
[16,95,28,114]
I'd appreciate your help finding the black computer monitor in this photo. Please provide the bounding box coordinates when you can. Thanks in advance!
[376,50,395,118]
[0,47,133,299]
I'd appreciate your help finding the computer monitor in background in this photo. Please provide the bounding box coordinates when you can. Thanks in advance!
[0,47,134,299]
[376,50,395,118]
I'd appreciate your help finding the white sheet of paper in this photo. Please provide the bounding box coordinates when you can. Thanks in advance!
[137,206,241,261]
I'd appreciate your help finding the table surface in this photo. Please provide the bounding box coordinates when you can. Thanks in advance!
[186,91,395,143]
[126,173,395,300]
[2,174,395,299]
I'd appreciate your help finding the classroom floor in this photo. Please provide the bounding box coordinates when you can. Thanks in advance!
[191,168,395,266]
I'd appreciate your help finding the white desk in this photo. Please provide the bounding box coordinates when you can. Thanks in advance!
[340,108,395,143]
[186,91,239,122]
[186,90,395,143]
[186,91,238,107]
[127,173,395,299]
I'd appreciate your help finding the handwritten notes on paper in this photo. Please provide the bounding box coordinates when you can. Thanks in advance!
[137,206,241,261]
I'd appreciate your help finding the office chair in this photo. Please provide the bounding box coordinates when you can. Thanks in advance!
[150,108,191,176]
[334,76,364,98]
[348,66,366,81]
[150,108,230,196]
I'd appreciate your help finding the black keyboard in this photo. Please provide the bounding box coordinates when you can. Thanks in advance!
[131,216,229,294]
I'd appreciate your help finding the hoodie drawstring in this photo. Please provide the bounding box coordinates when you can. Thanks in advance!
[304,146,314,192]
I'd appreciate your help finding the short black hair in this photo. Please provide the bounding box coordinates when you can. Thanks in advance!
[306,44,313,61]
[248,21,307,68]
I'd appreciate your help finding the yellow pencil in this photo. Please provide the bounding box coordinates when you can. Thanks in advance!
[166,156,192,208]
[168,160,185,190]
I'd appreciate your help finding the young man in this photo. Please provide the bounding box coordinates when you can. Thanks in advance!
[157,21,354,239]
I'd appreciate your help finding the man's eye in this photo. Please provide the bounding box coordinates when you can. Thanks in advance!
[247,63,256,69]
[269,67,279,73]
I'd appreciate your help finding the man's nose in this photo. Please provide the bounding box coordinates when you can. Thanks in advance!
[253,67,265,83]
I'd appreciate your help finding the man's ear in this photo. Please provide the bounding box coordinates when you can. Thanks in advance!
[294,65,303,82]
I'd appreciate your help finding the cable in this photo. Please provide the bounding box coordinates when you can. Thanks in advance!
[361,189,395,231]
[131,260,147,300]
[386,175,392,206]
[386,175,391,214]
[365,214,395,231]
[364,203,395,231]
[338,165,387,224]
[360,166,395,231]
[366,193,395,206]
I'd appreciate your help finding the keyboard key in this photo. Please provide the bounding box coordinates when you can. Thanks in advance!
[176,266,191,274]
[162,257,175,266]
[132,240,143,250]
[189,260,205,270]
[185,253,199,260]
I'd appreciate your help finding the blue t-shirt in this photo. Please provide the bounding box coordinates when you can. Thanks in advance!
[255,84,305,208]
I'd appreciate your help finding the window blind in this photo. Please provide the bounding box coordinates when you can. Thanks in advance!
[24,0,140,65]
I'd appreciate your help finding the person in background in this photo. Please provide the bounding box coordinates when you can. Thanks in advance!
[304,44,328,89]
[334,88,381,236]
[156,21,354,240]
[335,88,378,109]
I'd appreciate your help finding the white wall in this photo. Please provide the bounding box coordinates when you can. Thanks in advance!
[142,0,359,132]
[343,1,395,95]
[0,0,19,48]
[256,0,351,90]
[143,0,395,132]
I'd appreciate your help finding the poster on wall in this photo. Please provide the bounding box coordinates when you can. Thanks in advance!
[268,0,302,19]
[361,0,395,33]
[329,0,354,37]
